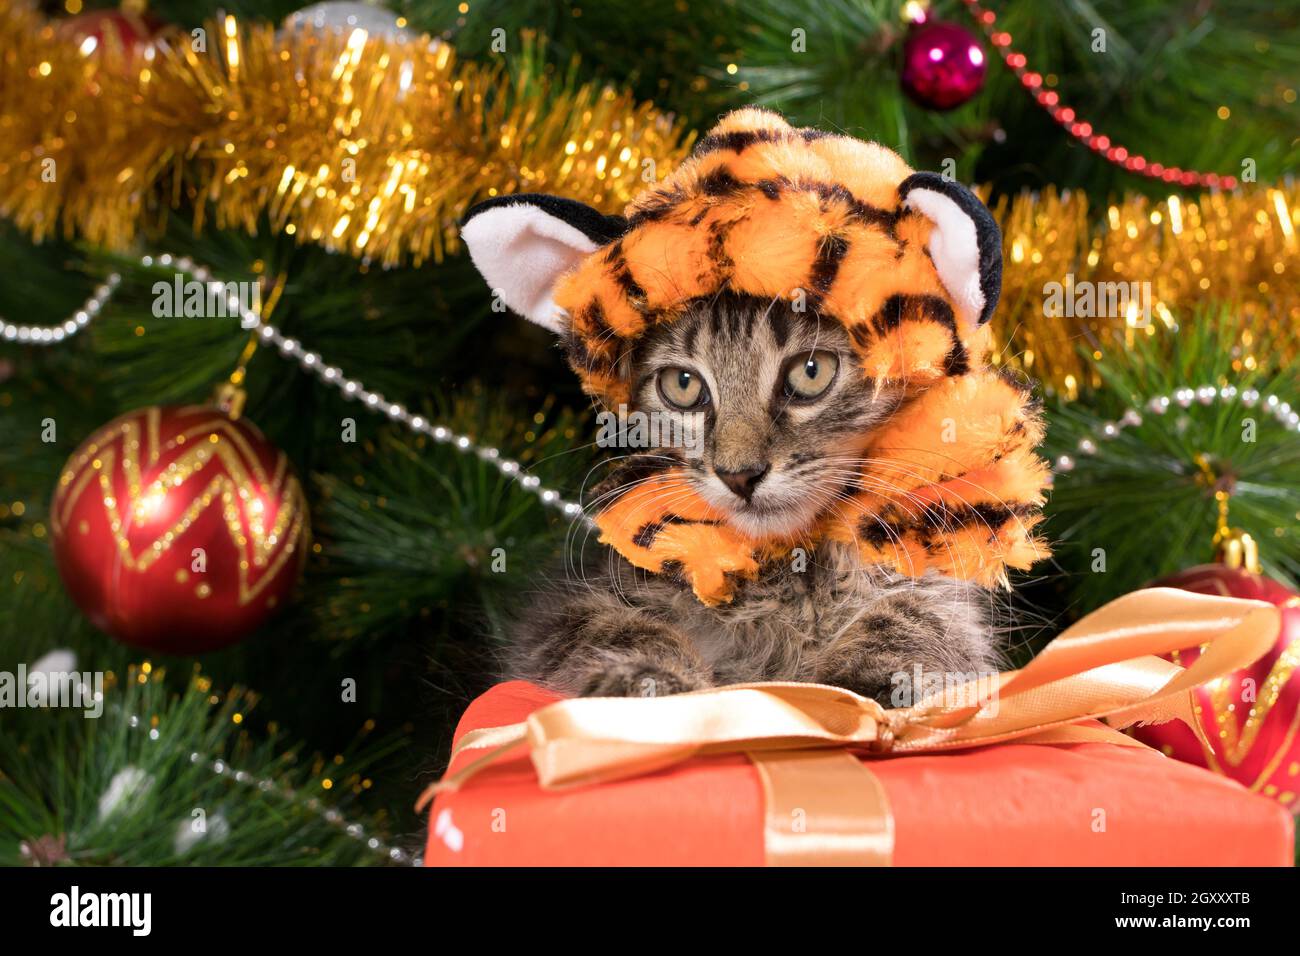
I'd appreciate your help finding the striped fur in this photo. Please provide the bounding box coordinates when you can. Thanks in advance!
[594,351,1050,604]
[555,108,992,407]
[552,109,1051,604]
[508,295,1030,701]
[468,109,1053,697]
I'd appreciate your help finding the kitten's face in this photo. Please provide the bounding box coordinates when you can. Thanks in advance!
[627,294,904,538]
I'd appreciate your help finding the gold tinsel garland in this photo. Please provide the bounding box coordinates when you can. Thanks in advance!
[0,4,693,265]
[0,4,1296,390]
[988,184,1300,393]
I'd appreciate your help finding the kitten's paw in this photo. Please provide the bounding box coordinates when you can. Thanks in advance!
[581,663,706,698]
[815,668,897,708]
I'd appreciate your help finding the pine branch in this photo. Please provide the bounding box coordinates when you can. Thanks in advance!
[0,661,409,866]
[310,389,598,643]
[1042,310,1300,611]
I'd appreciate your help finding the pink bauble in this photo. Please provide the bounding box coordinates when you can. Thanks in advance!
[901,20,987,111]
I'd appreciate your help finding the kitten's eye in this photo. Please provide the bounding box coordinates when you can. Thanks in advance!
[657,367,708,409]
[783,351,839,399]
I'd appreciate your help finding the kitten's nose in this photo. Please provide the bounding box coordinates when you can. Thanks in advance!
[715,464,769,502]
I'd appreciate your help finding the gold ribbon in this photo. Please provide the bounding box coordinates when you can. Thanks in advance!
[419,588,1280,865]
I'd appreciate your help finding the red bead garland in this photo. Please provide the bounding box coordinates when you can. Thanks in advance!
[962,0,1237,189]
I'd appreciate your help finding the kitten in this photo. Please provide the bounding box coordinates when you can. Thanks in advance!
[506,293,1000,705]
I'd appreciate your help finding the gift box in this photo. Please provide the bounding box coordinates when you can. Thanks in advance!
[421,590,1295,867]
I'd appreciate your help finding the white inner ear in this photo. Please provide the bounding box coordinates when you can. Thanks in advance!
[461,204,602,334]
[903,188,985,329]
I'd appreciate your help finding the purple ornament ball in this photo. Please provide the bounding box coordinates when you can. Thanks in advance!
[901,20,987,111]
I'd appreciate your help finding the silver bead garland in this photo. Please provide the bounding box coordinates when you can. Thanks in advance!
[1051,384,1300,474]
[181,746,420,866]
[1,273,121,343]
[244,310,588,523]
[55,671,420,866]
[4,252,591,525]
[9,255,1297,502]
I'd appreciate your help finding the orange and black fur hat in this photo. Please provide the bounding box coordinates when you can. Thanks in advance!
[462,108,1048,604]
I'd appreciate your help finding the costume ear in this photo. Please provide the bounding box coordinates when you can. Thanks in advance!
[898,173,1002,329]
[461,194,626,333]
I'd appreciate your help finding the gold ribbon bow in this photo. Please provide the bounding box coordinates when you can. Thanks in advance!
[419,588,1280,865]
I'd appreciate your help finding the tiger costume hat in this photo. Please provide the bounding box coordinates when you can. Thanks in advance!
[462,108,1050,605]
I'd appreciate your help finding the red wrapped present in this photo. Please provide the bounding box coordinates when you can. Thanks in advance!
[421,589,1295,866]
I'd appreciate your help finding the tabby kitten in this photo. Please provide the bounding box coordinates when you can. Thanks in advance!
[507,293,999,704]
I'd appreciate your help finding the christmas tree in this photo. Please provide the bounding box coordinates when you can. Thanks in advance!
[1,0,1296,866]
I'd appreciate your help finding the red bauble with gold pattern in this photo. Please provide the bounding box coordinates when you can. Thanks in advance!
[1131,562,1300,814]
[49,403,309,653]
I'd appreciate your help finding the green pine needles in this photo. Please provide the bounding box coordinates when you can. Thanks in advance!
[0,662,406,866]
[1043,311,1300,609]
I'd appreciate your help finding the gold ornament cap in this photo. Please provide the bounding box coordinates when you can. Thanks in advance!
[1216,528,1262,575]
[213,382,247,420]
[1196,454,1262,574]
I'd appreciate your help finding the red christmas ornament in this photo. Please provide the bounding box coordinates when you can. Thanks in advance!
[1132,549,1300,814]
[50,398,309,654]
[61,8,165,56]
[900,16,987,111]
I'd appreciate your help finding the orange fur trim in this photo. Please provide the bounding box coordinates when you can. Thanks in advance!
[550,109,1052,600]
[554,108,1012,406]
[594,366,1051,604]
